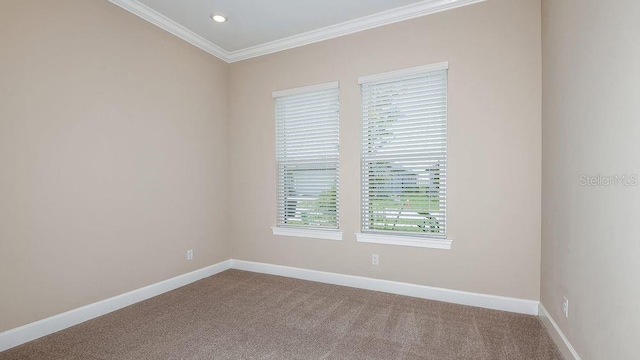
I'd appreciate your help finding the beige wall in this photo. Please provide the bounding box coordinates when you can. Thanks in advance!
[0,0,547,338]
[541,0,640,358]
[229,0,542,300]
[0,0,230,332]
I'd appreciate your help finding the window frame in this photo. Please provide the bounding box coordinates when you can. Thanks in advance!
[356,62,452,249]
[272,81,343,241]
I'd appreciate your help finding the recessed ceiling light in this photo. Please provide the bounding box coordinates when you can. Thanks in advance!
[211,14,227,23]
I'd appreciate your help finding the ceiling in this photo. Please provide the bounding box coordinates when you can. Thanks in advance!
[109,0,484,63]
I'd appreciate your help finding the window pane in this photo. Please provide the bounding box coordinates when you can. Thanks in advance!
[275,85,340,230]
[361,69,447,237]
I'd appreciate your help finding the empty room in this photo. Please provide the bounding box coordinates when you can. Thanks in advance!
[0,0,637,359]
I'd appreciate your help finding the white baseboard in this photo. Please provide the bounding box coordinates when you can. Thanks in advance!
[230,259,539,315]
[1,258,543,353]
[538,303,581,360]
[0,260,232,352]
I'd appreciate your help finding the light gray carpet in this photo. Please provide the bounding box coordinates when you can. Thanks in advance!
[0,270,563,359]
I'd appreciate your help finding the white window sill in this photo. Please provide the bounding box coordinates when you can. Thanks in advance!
[355,232,452,250]
[271,227,343,241]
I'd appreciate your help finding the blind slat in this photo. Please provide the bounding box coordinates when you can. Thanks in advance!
[276,86,340,229]
[361,68,447,238]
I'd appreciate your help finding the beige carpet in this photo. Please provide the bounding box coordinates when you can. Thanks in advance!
[0,270,562,359]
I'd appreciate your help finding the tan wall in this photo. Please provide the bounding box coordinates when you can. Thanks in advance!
[0,0,230,332]
[541,1,640,358]
[229,0,542,300]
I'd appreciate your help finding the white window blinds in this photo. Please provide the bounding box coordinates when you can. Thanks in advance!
[274,82,340,230]
[360,63,447,237]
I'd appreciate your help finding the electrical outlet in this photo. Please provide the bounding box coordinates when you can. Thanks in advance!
[562,297,569,318]
[187,249,193,261]
[372,254,379,266]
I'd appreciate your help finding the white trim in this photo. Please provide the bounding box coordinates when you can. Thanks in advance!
[108,0,485,63]
[0,258,541,352]
[271,227,343,241]
[227,0,484,62]
[358,61,449,84]
[230,259,538,315]
[538,303,582,360]
[272,81,339,98]
[356,232,452,249]
[0,260,232,352]
[108,0,230,62]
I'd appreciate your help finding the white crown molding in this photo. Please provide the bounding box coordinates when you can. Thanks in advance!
[231,260,539,315]
[0,260,232,352]
[538,303,582,360]
[108,0,230,62]
[227,0,485,62]
[109,0,485,64]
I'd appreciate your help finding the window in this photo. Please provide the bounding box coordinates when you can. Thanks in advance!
[357,62,450,249]
[272,82,341,240]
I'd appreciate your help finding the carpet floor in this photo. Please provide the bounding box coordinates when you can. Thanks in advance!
[0,270,563,360]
